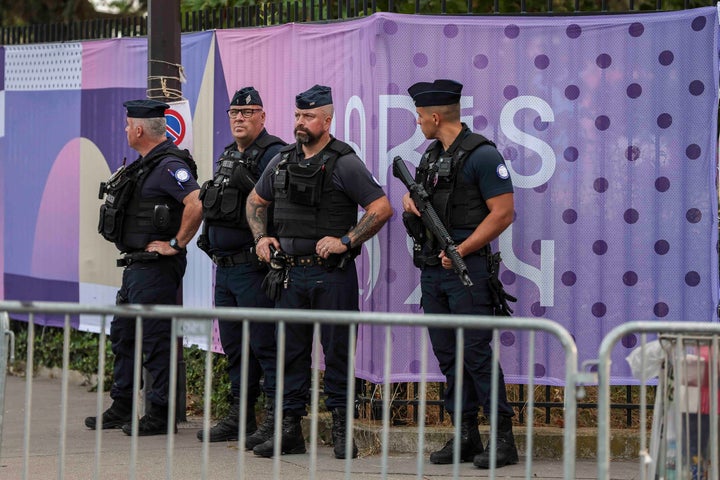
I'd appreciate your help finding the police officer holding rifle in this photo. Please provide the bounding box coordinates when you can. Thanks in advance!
[398,79,518,468]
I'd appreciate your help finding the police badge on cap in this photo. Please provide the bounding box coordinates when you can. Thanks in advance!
[296,85,333,109]
[407,79,463,107]
[230,86,263,107]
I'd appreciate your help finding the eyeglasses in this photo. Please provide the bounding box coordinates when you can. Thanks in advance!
[227,108,262,119]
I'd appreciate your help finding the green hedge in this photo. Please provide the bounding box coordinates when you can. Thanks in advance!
[9,320,233,417]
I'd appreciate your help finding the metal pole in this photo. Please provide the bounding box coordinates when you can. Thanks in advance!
[147,0,186,423]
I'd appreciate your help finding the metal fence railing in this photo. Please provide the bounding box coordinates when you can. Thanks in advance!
[0,300,582,479]
[595,321,720,480]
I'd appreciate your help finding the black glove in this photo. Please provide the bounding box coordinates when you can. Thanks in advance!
[262,268,285,301]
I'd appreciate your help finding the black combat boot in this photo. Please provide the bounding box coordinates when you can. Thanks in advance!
[252,414,306,457]
[331,408,358,459]
[84,399,132,430]
[196,397,256,442]
[429,413,484,464]
[246,406,274,450]
[122,404,177,436]
[473,415,518,469]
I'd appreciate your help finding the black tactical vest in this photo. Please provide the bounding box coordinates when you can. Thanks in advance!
[98,146,197,253]
[272,139,358,239]
[199,134,285,230]
[416,128,494,231]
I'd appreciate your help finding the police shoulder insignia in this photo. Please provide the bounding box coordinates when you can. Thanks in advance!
[496,164,510,180]
[174,168,191,183]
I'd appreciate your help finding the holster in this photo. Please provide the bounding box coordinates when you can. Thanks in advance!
[402,212,437,268]
[487,252,517,316]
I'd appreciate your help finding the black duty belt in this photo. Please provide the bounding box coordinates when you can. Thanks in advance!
[116,251,161,267]
[284,253,340,268]
[212,249,258,267]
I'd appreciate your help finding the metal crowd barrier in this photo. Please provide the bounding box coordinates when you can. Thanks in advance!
[0,300,581,480]
[596,321,720,480]
[0,311,15,459]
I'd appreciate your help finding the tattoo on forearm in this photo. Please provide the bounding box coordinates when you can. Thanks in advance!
[247,195,268,237]
[350,212,379,245]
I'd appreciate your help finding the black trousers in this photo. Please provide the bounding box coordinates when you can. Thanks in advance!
[110,255,185,407]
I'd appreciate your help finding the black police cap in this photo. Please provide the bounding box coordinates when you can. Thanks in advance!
[296,85,333,109]
[407,79,463,107]
[123,99,169,118]
[230,86,263,107]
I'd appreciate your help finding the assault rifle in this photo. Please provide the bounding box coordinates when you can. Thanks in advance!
[392,156,473,287]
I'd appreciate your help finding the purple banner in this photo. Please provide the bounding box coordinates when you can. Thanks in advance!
[1,9,717,384]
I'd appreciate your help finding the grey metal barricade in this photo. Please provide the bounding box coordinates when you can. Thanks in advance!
[0,300,582,480]
[0,311,15,460]
[596,321,720,480]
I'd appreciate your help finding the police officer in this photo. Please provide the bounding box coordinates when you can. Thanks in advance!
[195,87,286,445]
[246,85,392,459]
[87,99,202,436]
[401,80,518,468]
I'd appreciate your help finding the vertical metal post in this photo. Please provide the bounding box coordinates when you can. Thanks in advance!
[147,0,186,423]
[0,312,15,460]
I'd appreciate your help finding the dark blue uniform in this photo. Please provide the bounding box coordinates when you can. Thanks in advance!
[255,139,385,416]
[418,134,514,419]
[205,131,284,404]
[111,139,200,408]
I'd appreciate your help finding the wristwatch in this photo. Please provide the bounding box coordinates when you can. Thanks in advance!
[340,235,352,251]
[169,238,183,251]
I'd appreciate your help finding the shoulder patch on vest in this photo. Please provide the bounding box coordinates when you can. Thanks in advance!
[173,168,191,183]
[496,164,510,180]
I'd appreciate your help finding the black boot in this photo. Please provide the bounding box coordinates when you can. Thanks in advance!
[473,415,518,469]
[197,397,256,442]
[84,399,132,430]
[252,414,306,458]
[331,408,358,459]
[430,413,483,464]
[122,404,177,436]
[246,406,274,450]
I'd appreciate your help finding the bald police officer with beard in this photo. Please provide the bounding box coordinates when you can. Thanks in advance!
[246,85,392,460]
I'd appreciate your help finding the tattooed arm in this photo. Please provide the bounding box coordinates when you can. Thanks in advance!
[315,196,393,258]
[246,188,279,262]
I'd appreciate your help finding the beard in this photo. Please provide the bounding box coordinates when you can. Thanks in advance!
[294,127,319,146]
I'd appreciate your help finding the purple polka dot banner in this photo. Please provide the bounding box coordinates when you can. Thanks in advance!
[214,8,719,385]
[2,8,717,386]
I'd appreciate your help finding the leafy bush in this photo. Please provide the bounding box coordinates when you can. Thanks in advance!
[9,320,233,418]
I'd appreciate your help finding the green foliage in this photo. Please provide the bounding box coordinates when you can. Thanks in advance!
[183,344,232,418]
[8,321,234,419]
[10,320,114,389]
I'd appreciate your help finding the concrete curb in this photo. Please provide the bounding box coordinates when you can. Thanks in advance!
[306,414,646,460]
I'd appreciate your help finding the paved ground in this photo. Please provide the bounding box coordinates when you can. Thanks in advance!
[0,373,641,479]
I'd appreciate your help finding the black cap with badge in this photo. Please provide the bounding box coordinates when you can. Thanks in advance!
[230,86,263,107]
[123,99,169,118]
[296,84,333,109]
[407,79,463,107]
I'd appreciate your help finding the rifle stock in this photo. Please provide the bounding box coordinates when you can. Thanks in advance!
[392,156,473,287]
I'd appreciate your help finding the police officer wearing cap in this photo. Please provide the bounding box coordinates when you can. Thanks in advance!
[195,87,286,445]
[401,80,518,468]
[246,85,392,459]
[89,99,202,436]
